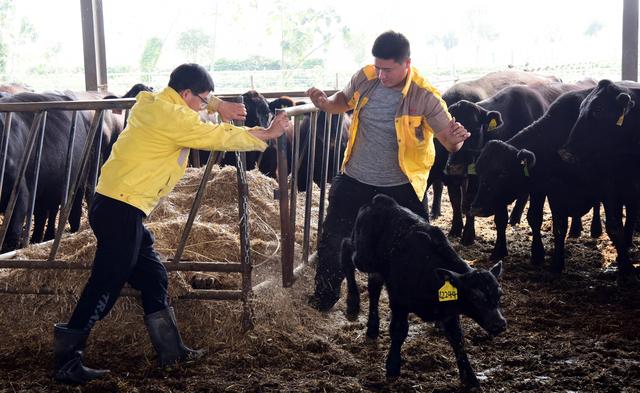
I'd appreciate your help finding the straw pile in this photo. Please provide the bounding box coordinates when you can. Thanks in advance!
[0,165,327,356]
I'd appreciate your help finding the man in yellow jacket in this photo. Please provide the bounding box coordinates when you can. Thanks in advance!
[306,31,470,311]
[53,63,289,384]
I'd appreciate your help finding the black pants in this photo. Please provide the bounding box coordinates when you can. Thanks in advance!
[313,174,429,308]
[67,194,169,332]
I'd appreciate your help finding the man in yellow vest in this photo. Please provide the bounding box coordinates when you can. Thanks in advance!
[53,63,290,384]
[306,31,470,311]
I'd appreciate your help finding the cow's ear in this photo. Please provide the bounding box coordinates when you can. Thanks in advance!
[435,268,462,287]
[489,261,503,279]
[517,149,536,169]
[485,111,503,131]
[617,92,635,111]
[372,193,396,206]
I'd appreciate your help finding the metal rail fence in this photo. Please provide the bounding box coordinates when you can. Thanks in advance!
[0,94,344,330]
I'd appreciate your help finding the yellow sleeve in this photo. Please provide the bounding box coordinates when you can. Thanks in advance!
[169,106,268,151]
[206,95,222,114]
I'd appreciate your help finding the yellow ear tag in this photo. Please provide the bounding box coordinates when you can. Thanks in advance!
[438,280,458,302]
[488,119,498,130]
[467,163,477,175]
[616,113,625,127]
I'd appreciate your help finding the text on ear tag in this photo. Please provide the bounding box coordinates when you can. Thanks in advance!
[467,163,477,175]
[439,280,458,302]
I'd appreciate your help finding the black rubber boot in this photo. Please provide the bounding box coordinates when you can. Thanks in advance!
[144,307,206,368]
[53,323,110,384]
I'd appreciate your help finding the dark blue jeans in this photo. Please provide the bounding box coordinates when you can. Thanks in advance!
[312,174,429,309]
[67,194,169,332]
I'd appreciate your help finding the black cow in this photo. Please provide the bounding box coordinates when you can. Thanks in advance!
[470,88,603,270]
[446,81,597,245]
[342,194,506,391]
[0,92,89,251]
[428,70,561,219]
[195,90,272,170]
[558,80,640,280]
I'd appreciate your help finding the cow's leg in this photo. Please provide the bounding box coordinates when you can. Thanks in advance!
[602,198,633,278]
[366,273,384,340]
[441,315,480,391]
[44,208,57,241]
[527,193,546,266]
[448,181,464,237]
[590,203,602,238]
[461,178,476,245]
[3,181,29,252]
[385,307,409,379]
[341,238,360,321]
[31,206,47,244]
[550,211,569,274]
[490,205,509,261]
[568,216,583,238]
[461,213,475,246]
[508,193,528,226]
[69,190,84,233]
[430,181,443,219]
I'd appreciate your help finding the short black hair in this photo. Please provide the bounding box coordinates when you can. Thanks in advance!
[168,63,214,94]
[371,31,410,63]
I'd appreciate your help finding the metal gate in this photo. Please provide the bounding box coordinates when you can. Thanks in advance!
[0,95,345,330]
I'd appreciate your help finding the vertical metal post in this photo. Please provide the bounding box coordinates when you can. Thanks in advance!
[0,112,13,196]
[288,116,301,257]
[89,111,104,203]
[22,112,48,246]
[61,111,78,208]
[276,109,294,287]
[316,113,332,248]
[301,112,318,264]
[622,0,639,81]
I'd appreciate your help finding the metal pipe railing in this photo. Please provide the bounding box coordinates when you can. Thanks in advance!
[22,111,48,246]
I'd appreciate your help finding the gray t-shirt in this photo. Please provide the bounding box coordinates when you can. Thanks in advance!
[344,84,408,186]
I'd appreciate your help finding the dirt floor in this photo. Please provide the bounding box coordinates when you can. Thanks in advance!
[0,168,639,393]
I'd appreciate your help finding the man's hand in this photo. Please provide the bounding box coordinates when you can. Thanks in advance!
[251,111,290,141]
[218,100,247,122]
[440,117,470,152]
[306,87,328,110]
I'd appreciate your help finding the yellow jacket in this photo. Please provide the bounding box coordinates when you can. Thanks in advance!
[341,66,451,200]
[96,87,267,215]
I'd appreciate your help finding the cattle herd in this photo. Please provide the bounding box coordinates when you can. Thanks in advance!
[0,69,638,390]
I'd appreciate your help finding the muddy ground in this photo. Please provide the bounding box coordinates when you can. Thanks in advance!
[0,176,638,393]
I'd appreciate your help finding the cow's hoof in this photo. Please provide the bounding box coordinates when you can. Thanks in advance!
[567,230,581,239]
[548,263,564,275]
[308,295,338,312]
[345,306,359,322]
[489,250,507,262]
[366,327,379,340]
[461,234,475,246]
[449,227,462,238]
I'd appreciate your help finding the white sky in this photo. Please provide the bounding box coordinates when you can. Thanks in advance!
[3,0,628,91]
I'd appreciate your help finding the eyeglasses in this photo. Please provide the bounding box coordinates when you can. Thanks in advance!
[193,92,210,110]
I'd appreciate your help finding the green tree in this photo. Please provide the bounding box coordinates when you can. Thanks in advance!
[342,27,367,65]
[0,0,15,74]
[139,37,163,80]
[269,2,342,68]
[176,29,212,63]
